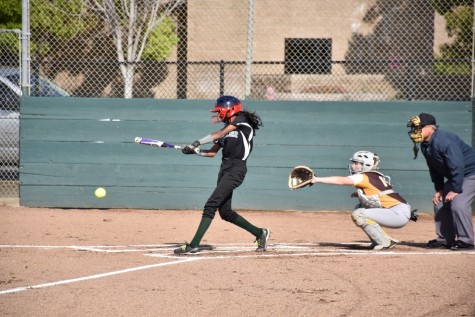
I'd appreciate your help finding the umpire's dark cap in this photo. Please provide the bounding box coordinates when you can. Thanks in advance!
[418,113,436,126]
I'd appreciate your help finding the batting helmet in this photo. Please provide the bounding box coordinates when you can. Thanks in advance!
[210,95,242,123]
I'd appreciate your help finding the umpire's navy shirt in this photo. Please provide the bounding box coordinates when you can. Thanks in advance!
[421,128,475,193]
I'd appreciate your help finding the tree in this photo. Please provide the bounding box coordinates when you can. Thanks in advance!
[90,0,181,98]
[0,0,21,29]
[0,0,22,61]
[432,0,473,59]
[30,0,96,56]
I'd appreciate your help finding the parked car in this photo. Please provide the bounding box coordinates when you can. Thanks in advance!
[0,67,70,180]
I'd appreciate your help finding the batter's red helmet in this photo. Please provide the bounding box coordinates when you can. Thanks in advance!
[210,95,242,123]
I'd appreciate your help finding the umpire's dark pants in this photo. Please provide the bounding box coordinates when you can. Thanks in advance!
[203,158,247,222]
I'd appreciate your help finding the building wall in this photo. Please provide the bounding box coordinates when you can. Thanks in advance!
[188,0,447,62]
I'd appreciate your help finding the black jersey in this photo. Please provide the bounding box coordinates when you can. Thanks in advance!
[217,113,254,161]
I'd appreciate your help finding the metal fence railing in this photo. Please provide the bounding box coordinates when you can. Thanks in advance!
[33,57,471,101]
[0,0,473,198]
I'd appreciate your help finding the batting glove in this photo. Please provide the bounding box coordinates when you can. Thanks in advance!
[182,145,196,154]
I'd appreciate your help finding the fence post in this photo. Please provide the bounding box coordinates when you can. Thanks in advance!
[471,5,475,100]
[244,0,255,99]
[406,60,414,101]
[219,60,225,96]
[472,4,474,148]
[176,0,188,99]
[21,0,30,97]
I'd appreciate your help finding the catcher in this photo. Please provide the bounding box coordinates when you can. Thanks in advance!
[291,151,412,250]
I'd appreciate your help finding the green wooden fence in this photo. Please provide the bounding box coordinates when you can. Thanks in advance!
[20,97,472,213]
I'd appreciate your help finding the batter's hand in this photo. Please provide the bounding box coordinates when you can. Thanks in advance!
[444,191,458,202]
[182,145,196,154]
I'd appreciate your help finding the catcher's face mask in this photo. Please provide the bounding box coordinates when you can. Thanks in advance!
[348,151,380,174]
[349,161,364,174]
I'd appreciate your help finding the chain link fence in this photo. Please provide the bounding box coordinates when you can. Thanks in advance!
[0,0,474,198]
[0,30,21,198]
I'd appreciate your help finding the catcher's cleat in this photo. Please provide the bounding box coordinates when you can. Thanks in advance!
[255,228,270,252]
[410,209,419,222]
[174,243,200,255]
[372,240,397,251]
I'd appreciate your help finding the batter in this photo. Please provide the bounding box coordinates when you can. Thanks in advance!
[174,95,270,254]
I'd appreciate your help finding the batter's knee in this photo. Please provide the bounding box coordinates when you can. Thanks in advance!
[351,208,367,227]
[202,209,216,219]
[219,209,238,222]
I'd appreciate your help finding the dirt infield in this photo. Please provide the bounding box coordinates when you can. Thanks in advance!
[1,206,474,317]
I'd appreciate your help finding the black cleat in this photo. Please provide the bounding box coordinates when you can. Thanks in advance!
[426,239,449,249]
[255,228,270,252]
[174,243,200,254]
[451,240,474,251]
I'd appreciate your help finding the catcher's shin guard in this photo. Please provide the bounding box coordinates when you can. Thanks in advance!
[352,209,391,248]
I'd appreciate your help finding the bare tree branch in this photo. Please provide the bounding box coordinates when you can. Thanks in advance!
[90,0,183,98]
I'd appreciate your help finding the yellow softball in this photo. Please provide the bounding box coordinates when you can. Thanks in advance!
[95,187,106,198]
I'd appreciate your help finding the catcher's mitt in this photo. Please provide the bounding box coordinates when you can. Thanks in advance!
[288,165,315,190]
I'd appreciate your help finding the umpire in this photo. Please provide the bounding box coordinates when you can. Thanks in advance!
[407,113,475,250]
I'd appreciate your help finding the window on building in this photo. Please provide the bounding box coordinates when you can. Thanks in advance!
[284,38,332,75]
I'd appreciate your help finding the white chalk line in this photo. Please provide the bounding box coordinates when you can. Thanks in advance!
[1,243,473,295]
[148,250,475,260]
[2,243,474,255]
[0,257,200,295]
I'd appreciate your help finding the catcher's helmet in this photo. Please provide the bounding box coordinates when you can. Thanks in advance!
[210,95,242,123]
[349,151,380,174]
